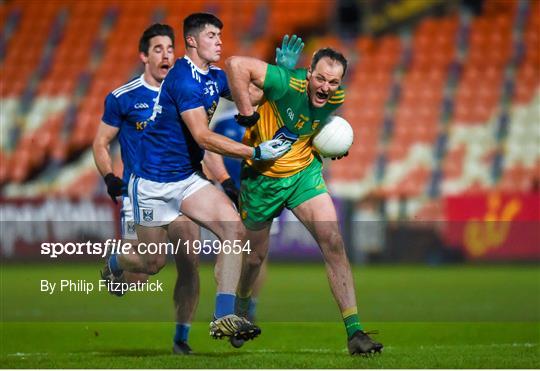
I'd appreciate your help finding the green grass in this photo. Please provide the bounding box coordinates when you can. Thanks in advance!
[1,263,539,368]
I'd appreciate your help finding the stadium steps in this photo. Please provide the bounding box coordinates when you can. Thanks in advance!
[68,2,158,156]
[497,93,540,192]
[377,15,458,198]
[28,1,111,179]
[1,1,538,200]
[329,35,403,198]
[442,124,498,195]
[2,148,99,198]
[438,2,530,196]
[0,2,23,64]
[490,0,532,184]
[37,2,108,97]
[1,3,69,183]
[1,2,62,111]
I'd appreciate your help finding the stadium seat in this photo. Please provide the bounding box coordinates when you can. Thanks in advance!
[1,0,537,206]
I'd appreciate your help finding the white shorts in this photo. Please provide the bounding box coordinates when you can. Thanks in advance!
[120,196,137,240]
[128,172,210,227]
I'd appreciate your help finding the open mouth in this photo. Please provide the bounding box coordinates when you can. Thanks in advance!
[315,91,329,101]
[160,63,170,73]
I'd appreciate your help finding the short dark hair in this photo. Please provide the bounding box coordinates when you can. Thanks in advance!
[183,12,223,40]
[311,48,348,77]
[139,23,175,55]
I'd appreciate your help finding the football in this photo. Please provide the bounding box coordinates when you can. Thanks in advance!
[313,115,354,157]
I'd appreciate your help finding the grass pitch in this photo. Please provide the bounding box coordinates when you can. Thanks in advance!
[1,263,539,368]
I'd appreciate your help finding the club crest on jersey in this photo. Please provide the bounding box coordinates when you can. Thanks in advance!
[127,221,136,235]
[142,209,154,222]
[204,81,219,96]
[286,107,294,121]
[134,103,149,109]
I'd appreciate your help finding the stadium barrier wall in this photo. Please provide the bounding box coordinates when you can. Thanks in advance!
[1,194,538,262]
[443,192,540,260]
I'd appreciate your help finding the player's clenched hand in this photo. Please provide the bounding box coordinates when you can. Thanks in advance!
[276,34,304,70]
[235,112,260,127]
[103,173,125,204]
[221,177,239,208]
[252,139,292,161]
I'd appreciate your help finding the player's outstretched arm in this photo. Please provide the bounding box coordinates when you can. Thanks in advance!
[225,56,268,117]
[183,107,291,161]
[92,122,124,203]
[182,107,253,159]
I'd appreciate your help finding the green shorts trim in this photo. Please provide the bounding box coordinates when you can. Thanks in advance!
[239,158,327,230]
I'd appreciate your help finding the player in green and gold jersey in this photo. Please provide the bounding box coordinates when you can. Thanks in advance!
[225,48,383,355]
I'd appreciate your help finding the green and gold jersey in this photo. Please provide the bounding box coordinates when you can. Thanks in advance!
[244,64,345,177]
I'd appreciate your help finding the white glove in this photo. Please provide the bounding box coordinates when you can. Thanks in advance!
[252,139,292,160]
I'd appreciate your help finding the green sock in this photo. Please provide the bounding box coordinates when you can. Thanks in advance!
[342,307,363,338]
[236,295,251,316]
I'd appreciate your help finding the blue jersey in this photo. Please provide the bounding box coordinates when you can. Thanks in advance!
[101,74,159,187]
[212,111,245,188]
[135,56,230,182]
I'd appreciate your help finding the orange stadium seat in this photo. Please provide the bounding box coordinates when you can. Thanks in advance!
[59,169,100,198]
[1,0,537,201]
[1,2,63,97]
[443,148,465,180]
[355,36,374,55]
[514,77,539,105]
[0,151,9,185]
[330,156,370,181]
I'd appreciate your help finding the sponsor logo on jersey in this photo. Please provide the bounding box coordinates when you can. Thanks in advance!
[134,103,150,109]
[135,121,148,130]
[272,126,299,145]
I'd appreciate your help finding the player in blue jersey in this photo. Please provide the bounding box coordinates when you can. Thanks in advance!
[106,13,292,347]
[93,23,217,355]
[93,23,192,285]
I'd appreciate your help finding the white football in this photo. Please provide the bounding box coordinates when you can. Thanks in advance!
[313,116,354,157]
